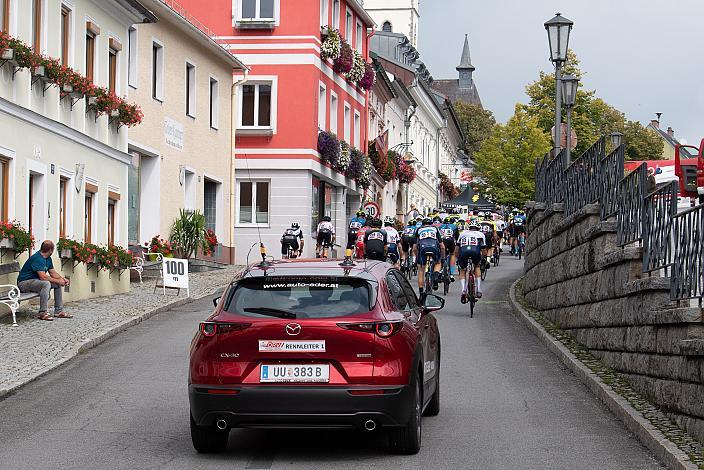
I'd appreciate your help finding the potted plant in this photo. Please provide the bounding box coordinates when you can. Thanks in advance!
[170,210,206,259]
[333,41,353,74]
[202,229,218,256]
[317,131,340,167]
[346,50,365,83]
[0,221,34,254]
[359,62,376,90]
[57,237,79,259]
[145,235,174,260]
[80,243,100,265]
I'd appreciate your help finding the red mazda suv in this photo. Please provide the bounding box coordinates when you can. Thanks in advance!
[189,258,443,455]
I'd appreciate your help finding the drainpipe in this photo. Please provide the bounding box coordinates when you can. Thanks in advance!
[230,67,249,265]
[436,118,447,208]
[404,105,416,216]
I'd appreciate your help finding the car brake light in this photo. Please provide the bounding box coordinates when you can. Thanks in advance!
[338,321,402,338]
[349,389,387,396]
[206,389,240,395]
[201,322,217,337]
[200,322,251,337]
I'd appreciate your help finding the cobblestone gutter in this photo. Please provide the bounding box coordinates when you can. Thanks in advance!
[511,277,703,470]
[0,266,243,399]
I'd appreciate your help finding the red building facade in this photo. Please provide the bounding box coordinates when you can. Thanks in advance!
[181,0,375,262]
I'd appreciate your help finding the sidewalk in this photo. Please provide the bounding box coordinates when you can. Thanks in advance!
[0,265,243,398]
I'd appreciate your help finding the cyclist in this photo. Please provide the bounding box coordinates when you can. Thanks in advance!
[354,221,370,259]
[316,215,335,258]
[508,220,519,255]
[363,218,387,261]
[457,220,485,303]
[414,217,445,297]
[439,217,457,282]
[280,222,304,259]
[480,216,497,271]
[400,218,418,267]
[432,215,442,228]
[347,210,367,250]
[515,219,527,256]
[382,217,401,266]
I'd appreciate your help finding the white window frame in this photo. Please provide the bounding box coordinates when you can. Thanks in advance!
[329,91,338,134]
[353,110,361,148]
[57,167,74,239]
[332,0,340,29]
[151,38,164,101]
[317,81,326,131]
[356,20,363,51]
[183,167,196,211]
[127,26,137,88]
[237,75,277,133]
[345,8,352,41]
[320,0,328,27]
[108,36,121,96]
[234,0,280,24]
[0,145,16,221]
[209,75,219,130]
[85,16,99,83]
[236,179,270,227]
[343,102,350,143]
[185,60,196,118]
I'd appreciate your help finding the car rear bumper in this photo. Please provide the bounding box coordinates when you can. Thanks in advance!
[189,384,414,430]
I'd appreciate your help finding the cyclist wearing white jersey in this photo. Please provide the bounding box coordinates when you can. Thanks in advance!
[382,217,401,266]
[316,216,335,258]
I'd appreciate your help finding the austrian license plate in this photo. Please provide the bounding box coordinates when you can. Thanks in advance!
[260,364,330,383]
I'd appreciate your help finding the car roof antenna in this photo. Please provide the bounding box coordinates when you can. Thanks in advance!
[339,248,356,267]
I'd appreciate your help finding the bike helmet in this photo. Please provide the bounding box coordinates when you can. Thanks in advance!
[322,215,331,222]
[407,218,416,226]
[443,217,452,224]
[468,221,481,231]
[356,210,366,217]
[422,217,432,226]
[433,216,441,223]
[384,216,395,226]
[291,222,300,229]
[371,218,383,228]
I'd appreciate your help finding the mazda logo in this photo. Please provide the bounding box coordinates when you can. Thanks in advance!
[285,323,302,336]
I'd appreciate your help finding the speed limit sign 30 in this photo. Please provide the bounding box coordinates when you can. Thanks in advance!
[363,201,380,219]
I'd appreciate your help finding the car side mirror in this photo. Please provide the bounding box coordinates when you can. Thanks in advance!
[213,296,221,308]
[422,294,444,312]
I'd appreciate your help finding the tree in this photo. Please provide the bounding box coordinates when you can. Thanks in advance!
[473,106,551,208]
[519,51,663,160]
[453,102,496,155]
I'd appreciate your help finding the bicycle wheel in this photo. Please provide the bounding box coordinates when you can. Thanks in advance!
[468,273,475,318]
[480,262,487,281]
[518,246,523,261]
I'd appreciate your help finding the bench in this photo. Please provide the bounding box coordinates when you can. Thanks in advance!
[0,262,40,327]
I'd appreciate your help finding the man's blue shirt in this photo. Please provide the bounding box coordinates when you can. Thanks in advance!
[18,251,53,282]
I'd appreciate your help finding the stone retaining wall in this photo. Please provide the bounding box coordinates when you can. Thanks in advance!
[523,201,704,444]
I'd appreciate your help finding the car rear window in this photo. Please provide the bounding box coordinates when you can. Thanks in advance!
[225,277,374,319]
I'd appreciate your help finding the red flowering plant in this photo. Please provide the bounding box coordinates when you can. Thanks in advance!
[146,235,174,257]
[397,159,417,184]
[6,35,33,68]
[89,87,121,115]
[202,229,218,256]
[76,243,100,264]
[0,221,34,254]
[117,101,144,127]
[333,41,354,74]
[359,62,375,90]
[98,245,133,269]
[0,30,10,51]
[57,238,83,258]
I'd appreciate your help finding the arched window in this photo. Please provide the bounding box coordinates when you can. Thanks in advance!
[382,21,392,32]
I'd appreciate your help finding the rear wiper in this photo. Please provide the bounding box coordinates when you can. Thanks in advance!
[243,307,297,319]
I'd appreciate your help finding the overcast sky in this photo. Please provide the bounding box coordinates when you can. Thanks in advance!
[420,0,704,146]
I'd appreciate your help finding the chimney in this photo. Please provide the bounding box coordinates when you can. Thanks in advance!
[650,119,660,129]
[667,127,674,138]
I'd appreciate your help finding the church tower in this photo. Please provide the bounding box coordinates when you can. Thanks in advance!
[457,34,475,90]
[363,0,420,47]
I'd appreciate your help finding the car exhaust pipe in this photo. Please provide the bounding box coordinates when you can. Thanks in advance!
[216,419,228,430]
[363,420,376,431]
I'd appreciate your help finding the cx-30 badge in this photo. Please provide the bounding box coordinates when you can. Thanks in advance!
[285,323,302,336]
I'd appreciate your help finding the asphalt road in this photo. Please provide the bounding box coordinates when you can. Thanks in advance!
[0,254,663,469]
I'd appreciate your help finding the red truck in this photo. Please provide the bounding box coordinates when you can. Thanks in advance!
[675,138,704,202]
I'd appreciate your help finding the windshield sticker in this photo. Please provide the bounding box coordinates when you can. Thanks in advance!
[263,282,339,289]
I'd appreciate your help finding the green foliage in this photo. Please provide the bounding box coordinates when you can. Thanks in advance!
[519,51,663,160]
[473,106,551,208]
[453,102,496,155]
[170,209,206,259]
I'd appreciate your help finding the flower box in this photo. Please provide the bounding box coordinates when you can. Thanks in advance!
[110,109,120,118]
[0,238,15,249]
[32,65,45,77]
[62,84,74,94]
[59,249,72,259]
[87,96,98,106]
[1,48,14,61]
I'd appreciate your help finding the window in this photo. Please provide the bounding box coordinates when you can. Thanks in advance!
[343,103,350,143]
[185,62,196,118]
[332,0,339,29]
[84,192,93,243]
[183,169,196,211]
[108,48,117,93]
[203,179,218,232]
[127,27,137,88]
[317,83,326,130]
[382,21,392,32]
[240,82,272,128]
[60,6,70,65]
[32,0,42,54]
[386,273,409,311]
[59,177,68,238]
[354,111,360,148]
[356,21,363,51]
[238,181,269,225]
[28,175,35,235]
[107,199,116,246]
[320,0,328,27]
[86,32,95,84]
[0,0,8,33]
[345,10,352,40]
[311,177,333,230]
[152,41,164,100]
[329,92,337,134]
[242,0,274,20]
[209,77,219,129]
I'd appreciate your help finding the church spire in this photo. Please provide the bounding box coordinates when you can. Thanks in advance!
[456,34,475,89]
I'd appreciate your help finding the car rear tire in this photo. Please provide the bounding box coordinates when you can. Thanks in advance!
[389,374,422,455]
[190,414,229,453]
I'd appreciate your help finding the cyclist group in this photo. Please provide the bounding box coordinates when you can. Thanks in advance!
[279,208,528,305]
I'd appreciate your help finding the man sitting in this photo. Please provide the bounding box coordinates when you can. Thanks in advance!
[17,240,71,321]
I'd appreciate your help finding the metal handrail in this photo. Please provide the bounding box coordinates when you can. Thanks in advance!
[642,181,677,274]
[564,137,606,217]
[599,145,624,220]
[617,162,647,246]
[545,150,566,205]
[671,204,704,304]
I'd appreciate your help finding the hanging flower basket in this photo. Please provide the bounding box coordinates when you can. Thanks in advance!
[333,42,353,74]
[336,141,351,172]
[317,130,340,167]
[320,28,342,61]
[346,51,365,83]
[359,62,376,90]
[1,48,14,61]
[110,108,120,118]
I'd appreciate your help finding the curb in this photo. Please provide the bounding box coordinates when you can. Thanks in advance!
[508,278,697,470]
[0,279,234,400]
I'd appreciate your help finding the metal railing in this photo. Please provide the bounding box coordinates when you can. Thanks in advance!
[545,150,566,205]
[617,163,647,246]
[564,137,606,217]
[642,181,678,274]
[599,145,625,221]
[534,154,548,203]
[671,204,704,304]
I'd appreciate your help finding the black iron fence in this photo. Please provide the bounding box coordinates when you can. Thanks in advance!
[671,205,704,304]
[545,150,566,205]
[642,181,678,274]
[599,145,625,221]
[564,137,606,217]
[534,154,548,203]
[617,163,647,247]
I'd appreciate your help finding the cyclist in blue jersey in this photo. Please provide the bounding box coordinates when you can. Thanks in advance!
[414,217,445,297]
[457,221,486,303]
[439,217,457,282]
[400,218,418,265]
[347,210,367,250]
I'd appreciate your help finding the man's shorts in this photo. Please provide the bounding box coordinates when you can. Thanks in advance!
[401,236,415,253]
[442,238,456,254]
[484,233,493,248]
[365,248,385,261]
[281,237,299,256]
[458,246,482,270]
[317,230,332,247]
[347,230,358,249]
[417,244,440,266]
[387,244,399,263]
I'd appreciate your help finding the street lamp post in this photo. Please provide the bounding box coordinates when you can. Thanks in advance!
[608,131,624,150]
[561,74,579,163]
[544,12,573,164]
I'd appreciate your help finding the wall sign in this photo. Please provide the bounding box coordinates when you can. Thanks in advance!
[165,118,184,151]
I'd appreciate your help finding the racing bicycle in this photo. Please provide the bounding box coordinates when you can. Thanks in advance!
[440,252,451,296]
[400,254,414,279]
[465,260,477,318]
[517,235,525,260]
[480,256,488,281]
[422,254,434,298]
[492,243,501,267]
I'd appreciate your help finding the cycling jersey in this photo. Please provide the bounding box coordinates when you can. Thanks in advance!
[281,227,303,255]
[317,221,335,247]
[415,225,442,266]
[364,229,387,261]
[317,221,335,234]
[348,217,366,230]
[457,229,485,269]
[382,226,400,245]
